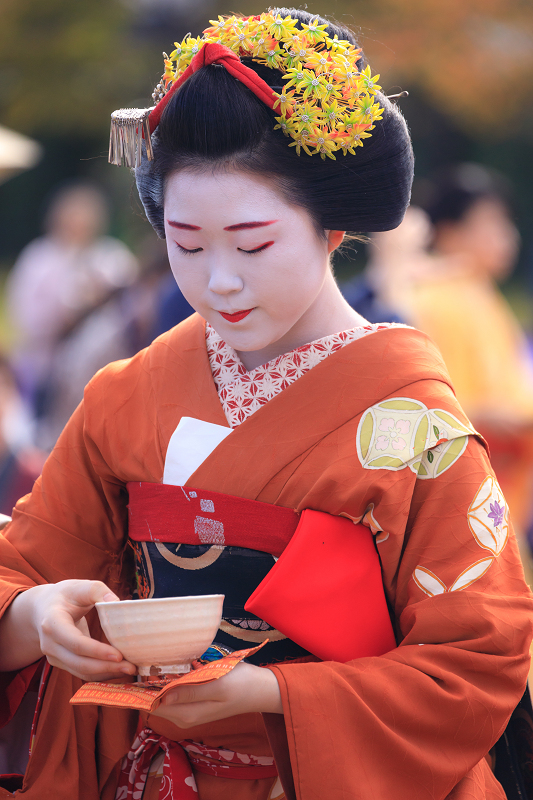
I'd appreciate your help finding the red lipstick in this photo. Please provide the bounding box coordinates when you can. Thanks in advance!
[219,308,254,323]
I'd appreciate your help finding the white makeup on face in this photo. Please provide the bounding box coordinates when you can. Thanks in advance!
[164,170,363,370]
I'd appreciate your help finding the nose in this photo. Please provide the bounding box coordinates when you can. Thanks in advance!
[207,259,244,296]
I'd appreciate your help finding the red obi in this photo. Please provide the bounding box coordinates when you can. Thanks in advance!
[127,482,396,663]
[127,482,298,557]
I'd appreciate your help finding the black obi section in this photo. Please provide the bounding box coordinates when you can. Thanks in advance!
[132,540,312,666]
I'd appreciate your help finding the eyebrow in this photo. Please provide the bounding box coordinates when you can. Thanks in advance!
[223,220,278,231]
[167,221,202,230]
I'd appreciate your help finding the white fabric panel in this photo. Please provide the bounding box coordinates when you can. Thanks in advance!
[163,416,233,486]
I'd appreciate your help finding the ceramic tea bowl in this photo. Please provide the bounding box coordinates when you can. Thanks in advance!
[96,594,224,675]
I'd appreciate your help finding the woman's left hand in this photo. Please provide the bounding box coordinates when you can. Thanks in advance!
[150,661,283,728]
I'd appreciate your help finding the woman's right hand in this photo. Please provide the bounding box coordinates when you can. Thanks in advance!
[0,580,137,681]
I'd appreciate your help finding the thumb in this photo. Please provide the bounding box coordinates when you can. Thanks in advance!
[75,616,91,637]
[61,580,119,616]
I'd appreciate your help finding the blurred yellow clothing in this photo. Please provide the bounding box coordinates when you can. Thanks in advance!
[409,272,533,422]
[408,271,533,535]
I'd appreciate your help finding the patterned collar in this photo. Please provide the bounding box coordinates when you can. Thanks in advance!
[206,321,401,428]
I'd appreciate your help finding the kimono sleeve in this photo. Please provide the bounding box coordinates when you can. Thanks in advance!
[0,396,132,723]
[267,435,533,800]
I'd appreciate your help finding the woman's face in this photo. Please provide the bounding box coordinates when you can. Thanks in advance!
[164,170,337,362]
[434,199,520,281]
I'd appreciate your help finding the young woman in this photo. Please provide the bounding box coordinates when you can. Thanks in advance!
[0,9,531,800]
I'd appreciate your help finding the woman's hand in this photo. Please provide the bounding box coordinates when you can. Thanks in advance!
[151,661,283,728]
[0,580,137,681]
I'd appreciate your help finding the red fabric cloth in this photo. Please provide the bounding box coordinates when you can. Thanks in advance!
[116,727,278,799]
[0,660,41,728]
[148,42,280,133]
[127,482,298,557]
[246,509,397,662]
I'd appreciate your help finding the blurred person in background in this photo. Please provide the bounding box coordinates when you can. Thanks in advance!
[0,354,42,516]
[6,182,138,415]
[150,273,198,339]
[398,165,533,565]
[36,238,171,449]
[341,205,432,324]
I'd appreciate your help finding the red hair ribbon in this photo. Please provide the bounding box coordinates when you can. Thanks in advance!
[148,42,282,133]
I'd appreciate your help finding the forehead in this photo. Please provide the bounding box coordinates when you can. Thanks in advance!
[164,169,289,222]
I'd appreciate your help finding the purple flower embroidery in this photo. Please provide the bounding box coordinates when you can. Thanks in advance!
[488,501,504,529]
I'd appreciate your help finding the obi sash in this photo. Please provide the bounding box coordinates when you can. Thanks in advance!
[127,482,396,664]
[127,482,298,557]
[128,482,309,665]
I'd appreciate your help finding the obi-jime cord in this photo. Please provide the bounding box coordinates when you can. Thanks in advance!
[117,728,278,800]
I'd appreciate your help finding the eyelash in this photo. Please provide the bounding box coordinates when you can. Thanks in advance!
[175,242,273,256]
[176,244,202,256]
[238,241,274,255]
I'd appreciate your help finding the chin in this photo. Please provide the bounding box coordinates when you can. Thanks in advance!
[225,328,284,353]
[208,312,293,353]
[225,334,270,352]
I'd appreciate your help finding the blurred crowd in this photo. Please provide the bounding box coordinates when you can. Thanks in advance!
[1,163,533,578]
[0,180,191,523]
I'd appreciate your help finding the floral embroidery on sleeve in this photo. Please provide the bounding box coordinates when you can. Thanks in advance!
[467,475,509,556]
[356,397,474,475]
[413,559,494,597]
[412,474,510,597]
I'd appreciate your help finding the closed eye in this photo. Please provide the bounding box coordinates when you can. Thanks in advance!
[176,243,203,255]
[238,241,274,255]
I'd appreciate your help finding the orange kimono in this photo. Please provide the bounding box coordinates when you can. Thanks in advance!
[0,313,531,800]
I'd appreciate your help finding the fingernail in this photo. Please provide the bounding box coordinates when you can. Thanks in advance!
[107,653,121,662]
[121,666,136,675]
[103,593,118,602]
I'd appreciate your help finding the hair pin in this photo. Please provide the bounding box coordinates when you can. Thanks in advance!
[108,108,154,169]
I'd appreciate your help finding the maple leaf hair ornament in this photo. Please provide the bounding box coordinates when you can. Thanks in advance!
[109,11,406,168]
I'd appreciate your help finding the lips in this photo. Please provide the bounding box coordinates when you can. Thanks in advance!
[219,308,254,323]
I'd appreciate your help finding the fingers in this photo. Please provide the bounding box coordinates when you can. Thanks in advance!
[41,606,134,667]
[43,611,136,680]
[162,683,208,705]
[151,675,236,728]
[161,662,251,706]
[46,638,135,682]
[42,604,117,657]
[36,582,136,680]
[74,616,90,637]
[59,580,119,618]
[156,662,283,719]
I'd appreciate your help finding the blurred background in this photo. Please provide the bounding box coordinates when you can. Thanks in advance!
[0,0,533,563]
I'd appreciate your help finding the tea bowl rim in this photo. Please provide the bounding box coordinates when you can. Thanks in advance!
[95,593,225,611]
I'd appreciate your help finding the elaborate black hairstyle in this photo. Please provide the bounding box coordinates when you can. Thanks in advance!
[135,8,414,237]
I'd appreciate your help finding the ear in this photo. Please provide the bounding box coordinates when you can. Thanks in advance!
[326,230,345,254]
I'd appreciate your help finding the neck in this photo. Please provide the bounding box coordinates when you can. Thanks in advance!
[236,273,367,371]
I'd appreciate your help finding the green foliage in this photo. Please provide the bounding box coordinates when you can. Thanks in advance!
[0,0,157,136]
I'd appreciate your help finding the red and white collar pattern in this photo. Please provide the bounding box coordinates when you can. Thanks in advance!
[206,321,399,428]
